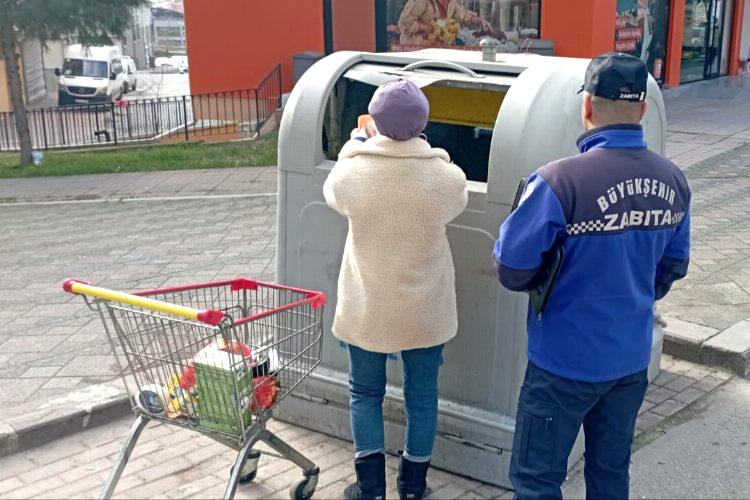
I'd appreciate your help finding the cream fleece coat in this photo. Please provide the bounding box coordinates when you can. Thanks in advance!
[323,135,468,353]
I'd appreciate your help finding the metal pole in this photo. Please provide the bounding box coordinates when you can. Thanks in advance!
[110,103,118,145]
[126,105,132,140]
[40,109,48,149]
[99,415,149,499]
[95,109,102,144]
[182,95,189,141]
[277,64,282,108]
[255,91,260,136]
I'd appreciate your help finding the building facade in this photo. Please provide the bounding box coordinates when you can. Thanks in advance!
[183,0,750,94]
[152,7,187,57]
[121,5,154,69]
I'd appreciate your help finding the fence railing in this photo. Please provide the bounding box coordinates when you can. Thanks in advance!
[0,64,282,152]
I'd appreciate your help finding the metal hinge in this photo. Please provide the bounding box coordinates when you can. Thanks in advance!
[442,433,506,454]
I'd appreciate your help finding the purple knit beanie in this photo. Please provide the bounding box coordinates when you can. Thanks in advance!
[368,78,430,141]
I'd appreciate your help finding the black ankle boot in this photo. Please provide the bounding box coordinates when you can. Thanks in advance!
[397,456,430,500]
[343,452,386,500]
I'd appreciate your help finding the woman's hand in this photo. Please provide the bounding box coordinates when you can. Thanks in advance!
[474,17,494,34]
[419,22,435,35]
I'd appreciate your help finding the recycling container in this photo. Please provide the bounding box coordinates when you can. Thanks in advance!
[275,49,666,487]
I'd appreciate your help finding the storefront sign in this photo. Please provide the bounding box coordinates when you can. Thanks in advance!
[385,0,540,51]
[615,0,671,84]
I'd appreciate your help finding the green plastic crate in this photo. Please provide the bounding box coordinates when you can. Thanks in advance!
[194,357,253,436]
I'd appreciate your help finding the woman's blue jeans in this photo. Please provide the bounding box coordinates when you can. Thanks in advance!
[347,343,444,462]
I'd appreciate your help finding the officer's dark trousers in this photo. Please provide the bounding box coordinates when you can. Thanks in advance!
[509,362,649,500]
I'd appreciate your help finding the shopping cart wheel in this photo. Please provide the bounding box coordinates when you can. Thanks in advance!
[232,450,260,483]
[289,473,317,500]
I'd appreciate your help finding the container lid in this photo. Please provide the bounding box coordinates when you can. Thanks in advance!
[344,61,515,91]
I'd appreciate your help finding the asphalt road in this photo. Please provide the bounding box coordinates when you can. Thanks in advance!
[563,377,750,499]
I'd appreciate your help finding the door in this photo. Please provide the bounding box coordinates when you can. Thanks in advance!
[681,0,735,83]
[704,0,724,78]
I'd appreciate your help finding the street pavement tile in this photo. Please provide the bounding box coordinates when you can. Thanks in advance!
[638,400,655,415]
[692,375,730,392]
[645,386,678,405]
[0,377,46,404]
[41,376,83,390]
[651,399,688,418]
[664,375,697,393]
[20,366,60,378]
[636,410,665,432]
[56,355,120,377]
[673,387,706,405]
[0,335,68,353]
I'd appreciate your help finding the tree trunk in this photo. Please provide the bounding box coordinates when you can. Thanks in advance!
[0,27,33,166]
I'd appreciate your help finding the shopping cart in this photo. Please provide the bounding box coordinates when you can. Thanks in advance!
[62,277,325,500]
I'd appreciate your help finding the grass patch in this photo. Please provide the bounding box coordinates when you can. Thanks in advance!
[0,135,278,178]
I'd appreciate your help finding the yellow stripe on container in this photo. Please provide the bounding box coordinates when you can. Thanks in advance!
[69,282,202,322]
[422,85,506,128]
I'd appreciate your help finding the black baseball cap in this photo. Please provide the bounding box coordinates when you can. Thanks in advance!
[578,52,648,102]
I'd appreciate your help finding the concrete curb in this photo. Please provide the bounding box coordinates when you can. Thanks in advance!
[0,380,132,458]
[663,317,750,379]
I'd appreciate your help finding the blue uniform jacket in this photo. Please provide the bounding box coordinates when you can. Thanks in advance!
[493,124,691,382]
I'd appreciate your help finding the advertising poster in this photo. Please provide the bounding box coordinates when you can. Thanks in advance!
[385,0,540,52]
[615,0,670,83]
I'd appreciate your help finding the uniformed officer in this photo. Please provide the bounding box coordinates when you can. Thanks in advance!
[492,53,691,499]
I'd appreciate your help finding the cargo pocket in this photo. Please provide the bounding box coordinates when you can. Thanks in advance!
[514,395,558,470]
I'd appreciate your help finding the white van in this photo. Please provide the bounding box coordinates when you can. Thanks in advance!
[121,56,138,93]
[55,44,127,105]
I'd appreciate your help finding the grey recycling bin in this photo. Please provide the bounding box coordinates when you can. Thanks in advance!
[292,51,325,85]
[276,49,666,487]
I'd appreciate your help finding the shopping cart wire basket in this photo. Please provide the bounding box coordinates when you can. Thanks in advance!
[63,277,326,500]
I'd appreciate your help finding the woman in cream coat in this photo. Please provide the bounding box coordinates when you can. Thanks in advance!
[323,79,467,500]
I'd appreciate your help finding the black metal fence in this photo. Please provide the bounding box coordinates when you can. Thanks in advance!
[0,64,282,152]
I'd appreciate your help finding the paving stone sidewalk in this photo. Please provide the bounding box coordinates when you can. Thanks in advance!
[663,76,750,170]
[0,167,276,203]
[656,77,750,375]
[0,194,277,412]
[0,355,732,500]
[659,144,750,331]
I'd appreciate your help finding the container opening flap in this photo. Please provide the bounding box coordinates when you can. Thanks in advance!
[344,62,515,91]
[344,65,437,88]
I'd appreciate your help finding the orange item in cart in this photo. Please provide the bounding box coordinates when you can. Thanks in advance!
[251,375,279,411]
[179,364,196,390]
[217,338,252,358]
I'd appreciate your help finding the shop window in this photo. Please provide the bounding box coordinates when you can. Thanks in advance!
[383,0,541,52]
[681,0,734,83]
[615,0,671,84]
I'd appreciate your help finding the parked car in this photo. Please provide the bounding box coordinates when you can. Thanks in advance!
[122,56,138,93]
[172,55,189,74]
[153,55,188,73]
[154,56,171,70]
[55,44,126,105]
